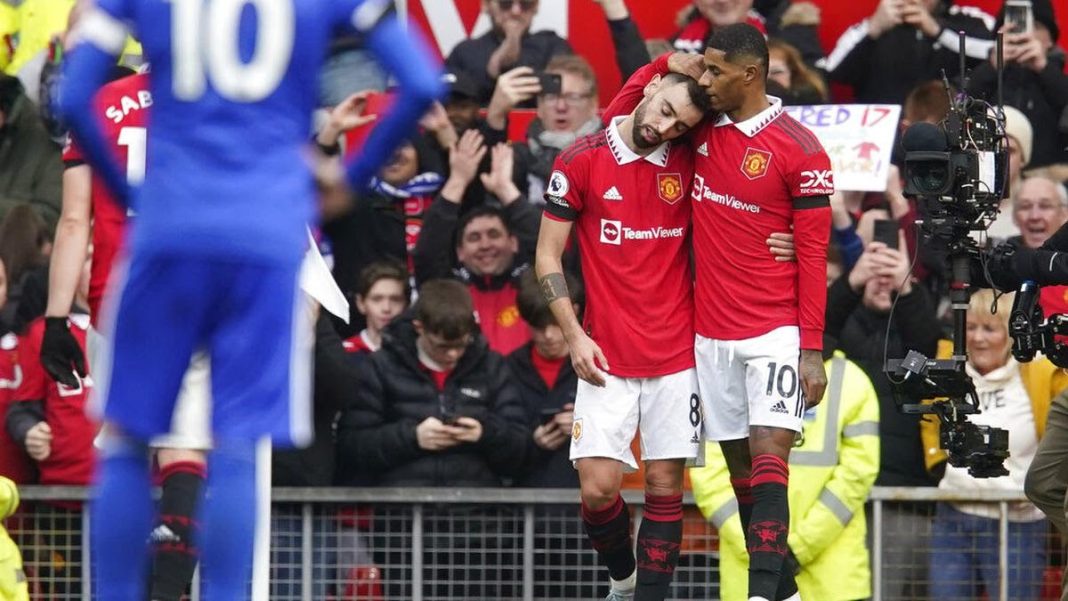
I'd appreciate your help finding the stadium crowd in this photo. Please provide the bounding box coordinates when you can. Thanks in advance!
[0,0,1066,599]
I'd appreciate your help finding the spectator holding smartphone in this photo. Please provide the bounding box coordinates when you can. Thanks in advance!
[508,270,583,488]
[336,279,531,599]
[336,279,530,487]
[445,0,572,106]
[967,0,1068,168]
[824,235,942,601]
[507,270,595,599]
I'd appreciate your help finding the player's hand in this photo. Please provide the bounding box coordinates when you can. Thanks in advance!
[40,316,87,388]
[667,52,706,81]
[25,421,52,461]
[480,143,521,204]
[451,416,484,443]
[447,129,487,188]
[799,349,827,409]
[533,422,569,450]
[767,232,796,262]
[567,332,610,387]
[900,0,939,37]
[416,417,464,451]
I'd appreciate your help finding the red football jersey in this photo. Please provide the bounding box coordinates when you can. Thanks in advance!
[342,331,376,354]
[62,72,150,325]
[0,334,34,484]
[605,57,833,351]
[16,316,97,486]
[689,101,833,349]
[544,119,695,377]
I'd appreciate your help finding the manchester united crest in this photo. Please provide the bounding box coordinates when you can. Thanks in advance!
[657,173,683,204]
[741,148,772,180]
[572,419,583,442]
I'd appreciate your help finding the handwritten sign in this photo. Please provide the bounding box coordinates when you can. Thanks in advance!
[782,104,902,192]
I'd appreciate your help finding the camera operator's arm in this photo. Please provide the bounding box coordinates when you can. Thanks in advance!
[984,225,1068,289]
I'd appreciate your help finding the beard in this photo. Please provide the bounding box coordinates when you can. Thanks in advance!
[630,100,660,149]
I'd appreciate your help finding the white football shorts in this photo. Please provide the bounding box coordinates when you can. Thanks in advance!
[569,368,701,471]
[695,326,804,440]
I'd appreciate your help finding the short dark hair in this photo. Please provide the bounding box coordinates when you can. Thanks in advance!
[414,279,477,340]
[707,23,769,76]
[456,205,512,247]
[356,259,411,301]
[660,72,713,115]
[515,269,584,330]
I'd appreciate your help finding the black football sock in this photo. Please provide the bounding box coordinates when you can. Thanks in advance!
[730,476,754,532]
[581,494,636,581]
[149,461,204,601]
[634,492,683,601]
[747,454,790,601]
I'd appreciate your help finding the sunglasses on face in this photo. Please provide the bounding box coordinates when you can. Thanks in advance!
[496,0,536,11]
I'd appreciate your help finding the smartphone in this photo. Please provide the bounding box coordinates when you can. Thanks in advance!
[873,219,900,250]
[540,407,562,424]
[537,72,562,96]
[1004,0,1033,34]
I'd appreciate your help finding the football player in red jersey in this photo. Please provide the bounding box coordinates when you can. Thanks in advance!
[604,23,833,601]
[537,70,796,601]
[42,71,210,601]
[537,71,707,601]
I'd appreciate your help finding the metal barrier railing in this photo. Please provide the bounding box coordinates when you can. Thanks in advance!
[10,486,1058,601]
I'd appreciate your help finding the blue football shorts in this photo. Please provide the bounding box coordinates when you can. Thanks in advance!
[95,250,313,448]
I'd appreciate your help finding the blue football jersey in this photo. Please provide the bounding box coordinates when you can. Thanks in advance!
[63,0,442,264]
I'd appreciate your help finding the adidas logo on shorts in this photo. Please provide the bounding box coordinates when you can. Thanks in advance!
[770,400,790,414]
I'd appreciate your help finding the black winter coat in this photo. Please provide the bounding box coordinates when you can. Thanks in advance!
[335,316,530,487]
[827,6,993,104]
[506,343,579,488]
[824,276,942,487]
[969,50,1068,168]
[273,313,356,486]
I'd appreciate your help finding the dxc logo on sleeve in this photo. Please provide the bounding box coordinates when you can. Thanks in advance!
[799,169,833,195]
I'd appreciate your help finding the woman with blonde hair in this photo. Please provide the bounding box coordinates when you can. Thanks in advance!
[767,38,827,105]
[922,288,1068,600]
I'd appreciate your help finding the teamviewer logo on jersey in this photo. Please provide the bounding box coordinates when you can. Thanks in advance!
[600,219,622,245]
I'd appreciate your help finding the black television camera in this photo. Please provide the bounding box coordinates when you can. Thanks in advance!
[885,33,1011,478]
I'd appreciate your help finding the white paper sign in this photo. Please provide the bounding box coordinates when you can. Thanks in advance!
[782,104,902,192]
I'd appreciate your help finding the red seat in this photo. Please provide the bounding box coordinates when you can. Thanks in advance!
[1042,566,1064,601]
[337,565,383,601]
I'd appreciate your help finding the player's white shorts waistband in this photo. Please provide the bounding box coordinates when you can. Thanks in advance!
[695,326,803,441]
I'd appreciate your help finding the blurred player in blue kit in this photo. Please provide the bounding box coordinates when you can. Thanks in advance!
[57,0,443,598]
